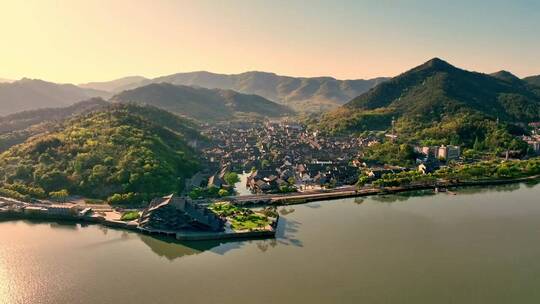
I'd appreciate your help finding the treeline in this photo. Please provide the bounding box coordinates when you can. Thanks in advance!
[359,158,540,188]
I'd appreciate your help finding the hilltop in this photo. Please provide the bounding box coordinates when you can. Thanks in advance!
[0,104,201,201]
[82,71,388,112]
[0,78,110,115]
[111,83,293,122]
[319,58,540,135]
[0,98,110,152]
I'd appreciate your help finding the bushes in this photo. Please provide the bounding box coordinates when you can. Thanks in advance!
[372,171,436,187]
[3,183,46,199]
[49,189,69,202]
[218,189,230,197]
[0,187,30,201]
[120,211,140,221]
[108,192,142,205]
[223,172,240,186]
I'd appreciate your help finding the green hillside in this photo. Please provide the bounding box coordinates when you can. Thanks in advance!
[319,58,540,136]
[0,98,109,152]
[0,104,201,202]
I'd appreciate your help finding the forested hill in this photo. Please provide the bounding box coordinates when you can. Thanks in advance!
[0,98,110,152]
[0,104,201,202]
[0,98,109,134]
[111,83,293,121]
[318,58,540,134]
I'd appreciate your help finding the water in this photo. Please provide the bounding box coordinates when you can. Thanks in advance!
[234,171,252,196]
[2,182,540,304]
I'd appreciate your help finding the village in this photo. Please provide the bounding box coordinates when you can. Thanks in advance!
[2,120,540,241]
[189,120,471,196]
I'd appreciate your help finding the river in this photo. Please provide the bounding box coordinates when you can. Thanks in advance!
[2,182,540,304]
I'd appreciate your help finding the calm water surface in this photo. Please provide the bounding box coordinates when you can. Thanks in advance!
[2,183,540,304]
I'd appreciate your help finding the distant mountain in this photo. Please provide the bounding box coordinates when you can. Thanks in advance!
[490,70,523,85]
[0,78,12,83]
[0,78,110,115]
[0,98,110,152]
[97,71,387,112]
[79,76,148,92]
[524,75,540,88]
[150,71,389,111]
[0,103,201,200]
[111,83,293,121]
[319,58,540,134]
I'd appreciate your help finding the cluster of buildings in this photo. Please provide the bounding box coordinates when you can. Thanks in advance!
[198,121,367,193]
[0,198,92,218]
[417,145,461,161]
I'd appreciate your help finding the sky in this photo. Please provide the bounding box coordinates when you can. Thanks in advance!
[0,0,539,83]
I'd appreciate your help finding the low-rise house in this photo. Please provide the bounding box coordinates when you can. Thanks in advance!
[438,145,460,160]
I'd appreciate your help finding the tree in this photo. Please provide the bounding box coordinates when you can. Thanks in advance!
[223,172,240,186]
[261,159,270,169]
[356,175,369,188]
[50,189,69,202]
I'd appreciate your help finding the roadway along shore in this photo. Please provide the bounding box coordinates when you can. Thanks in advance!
[229,175,540,206]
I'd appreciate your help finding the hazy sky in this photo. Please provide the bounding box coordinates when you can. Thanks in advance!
[0,0,539,83]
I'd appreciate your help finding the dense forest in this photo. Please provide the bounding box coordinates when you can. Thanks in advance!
[0,98,109,152]
[0,104,202,203]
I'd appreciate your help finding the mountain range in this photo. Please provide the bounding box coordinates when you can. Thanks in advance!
[0,78,110,115]
[319,58,540,134]
[111,83,293,121]
[79,76,147,92]
[82,71,389,111]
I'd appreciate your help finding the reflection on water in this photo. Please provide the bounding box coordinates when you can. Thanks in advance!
[366,181,540,204]
[3,181,540,304]
[138,234,244,260]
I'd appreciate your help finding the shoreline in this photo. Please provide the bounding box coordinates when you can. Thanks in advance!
[231,174,540,206]
[0,209,277,242]
[2,175,539,240]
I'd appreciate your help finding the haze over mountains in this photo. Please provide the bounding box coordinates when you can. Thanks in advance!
[0,78,110,115]
[111,83,293,121]
[82,71,389,111]
[79,76,147,92]
[319,58,540,134]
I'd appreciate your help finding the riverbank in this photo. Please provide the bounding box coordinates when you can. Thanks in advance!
[2,174,538,240]
[230,174,540,206]
[0,205,277,241]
